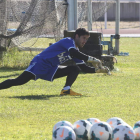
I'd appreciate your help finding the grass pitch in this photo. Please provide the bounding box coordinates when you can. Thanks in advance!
[0,38,140,139]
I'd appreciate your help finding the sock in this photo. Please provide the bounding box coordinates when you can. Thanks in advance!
[63,86,70,90]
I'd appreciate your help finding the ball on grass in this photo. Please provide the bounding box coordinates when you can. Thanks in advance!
[53,120,74,133]
[133,121,140,139]
[52,126,76,140]
[87,118,100,125]
[73,120,92,140]
[112,124,135,140]
[107,117,124,129]
[88,121,112,140]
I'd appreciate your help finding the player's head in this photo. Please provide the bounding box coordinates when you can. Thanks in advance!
[74,28,90,48]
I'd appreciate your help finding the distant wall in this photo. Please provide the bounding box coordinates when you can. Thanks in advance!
[99,3,140,21]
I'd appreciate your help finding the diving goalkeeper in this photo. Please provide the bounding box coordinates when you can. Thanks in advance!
[0,28,110,95]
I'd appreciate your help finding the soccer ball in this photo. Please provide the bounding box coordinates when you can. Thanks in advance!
[87,118,100,125]
[123,122,133,129]
[106,117,124,129]
[133,121,140,139]
[112,124,135,140]
[88,121,112,140]
[52,126,76,140]
[53,121,74,133]
[73,120,92,140]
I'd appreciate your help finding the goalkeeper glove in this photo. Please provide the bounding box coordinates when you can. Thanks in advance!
[87,56,102,68]
[95,66,111,75]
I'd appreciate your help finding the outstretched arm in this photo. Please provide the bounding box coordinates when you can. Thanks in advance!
[69,48,88,61]
[69,48,101,66]
[69,48,111,75]
[77,63,95,73]
[78,63,111,75]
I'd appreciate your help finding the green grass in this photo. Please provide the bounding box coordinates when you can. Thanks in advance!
[0,38,56,69]
[0,38,140,139]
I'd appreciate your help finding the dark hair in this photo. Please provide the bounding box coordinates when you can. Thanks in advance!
[73,28,90,39]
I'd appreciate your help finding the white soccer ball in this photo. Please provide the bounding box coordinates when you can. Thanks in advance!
[123,122,133,129]
[52,126,76,140]
[88,121,112,140]
[73,120,92,140]
[87,118,100,125]
[133,121,140,139]
[106,117,124,129]
[112,124,135,140]
[53,120,74,133]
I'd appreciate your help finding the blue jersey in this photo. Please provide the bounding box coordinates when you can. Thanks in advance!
[25,37,85,81]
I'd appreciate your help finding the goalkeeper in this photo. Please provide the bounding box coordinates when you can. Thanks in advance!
[0,28,110,95]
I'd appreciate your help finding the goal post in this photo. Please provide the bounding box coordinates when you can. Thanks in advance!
[67,0,78,31]
[87,0,92,31]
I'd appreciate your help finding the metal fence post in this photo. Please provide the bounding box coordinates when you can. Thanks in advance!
[114,0,120,55]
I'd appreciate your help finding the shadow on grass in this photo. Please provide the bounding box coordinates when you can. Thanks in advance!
[8,95,59,100]
[0,67,26,72]
[7,94,89,100]
[0,73,20,78]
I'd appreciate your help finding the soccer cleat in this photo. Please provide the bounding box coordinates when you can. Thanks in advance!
[60,89,82,96]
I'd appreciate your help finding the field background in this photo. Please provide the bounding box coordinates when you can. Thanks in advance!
[0,37,140,139]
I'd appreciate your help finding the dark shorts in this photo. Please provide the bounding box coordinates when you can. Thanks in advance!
[25,61,58,81]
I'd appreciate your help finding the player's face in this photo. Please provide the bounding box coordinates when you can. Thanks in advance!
[75,34,90,48]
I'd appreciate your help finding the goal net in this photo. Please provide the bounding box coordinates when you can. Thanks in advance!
[0,0,68,49]
[77,0,115,30]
